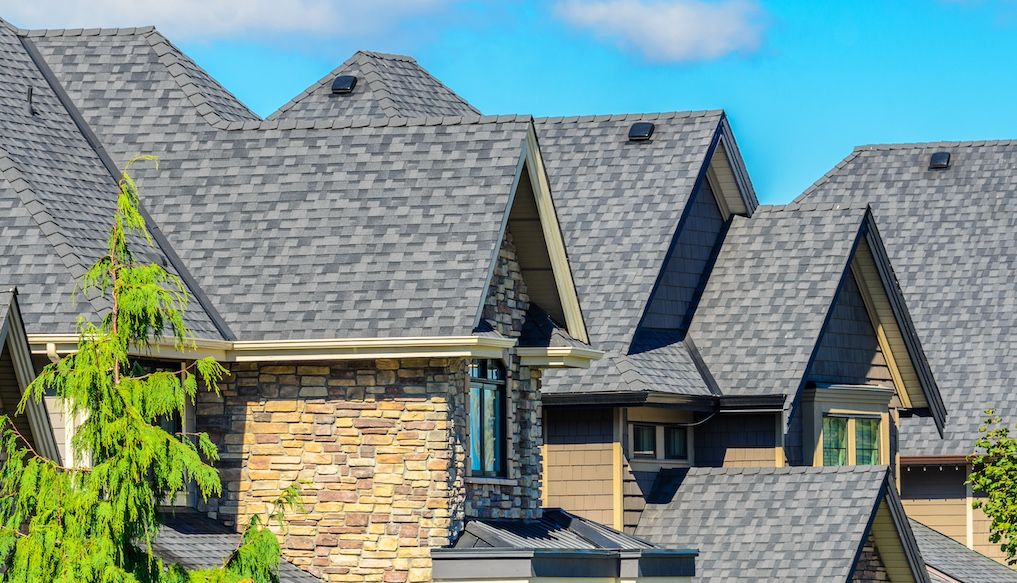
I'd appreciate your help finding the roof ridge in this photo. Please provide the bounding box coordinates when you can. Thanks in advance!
[266,52,365,120]
[791,149,862,204]
[854,138,1017,151]
[537,109,723,124]
[218,114,534,131]
[356,49,418,63]
[18,25,156,38]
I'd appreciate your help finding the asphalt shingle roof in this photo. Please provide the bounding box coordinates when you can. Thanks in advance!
[910,519,1017,582]
[794,142,1017,456]
[155,512,320,581]
[687,203,868,397]
[269,50,480,121]
[0,22,220,337]
[635,465,891,582]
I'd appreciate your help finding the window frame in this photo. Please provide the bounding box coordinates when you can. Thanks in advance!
[820,413,883,467]
[467,359,507,478]
[626,422,691,464]
[803,385,893,468]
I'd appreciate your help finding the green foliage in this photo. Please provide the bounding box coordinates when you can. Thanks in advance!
[967,409,1017,565]
[0,158,299,582]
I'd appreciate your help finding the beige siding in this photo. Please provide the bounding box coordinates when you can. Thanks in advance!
[543,408,615,525]
[694,412,780,468]
[973,505,1008,562]
[869,501,918,582]
[901,466,967,543]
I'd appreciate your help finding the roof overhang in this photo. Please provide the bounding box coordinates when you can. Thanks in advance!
[30,334,524,363]
[517,346,603,368]
[431,547,697,581]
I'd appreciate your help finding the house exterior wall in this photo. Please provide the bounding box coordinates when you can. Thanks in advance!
[693,412,780,468]
[641,180,725,333]
[851,534,891,582]
[543,407,615,526]
[189,231,542,582]
[0,345,33,445]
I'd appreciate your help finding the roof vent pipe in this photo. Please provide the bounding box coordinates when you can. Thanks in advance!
[26,86,36,116]
[929,151,951,170]
[628,122,655,141]
[331,75,358,94]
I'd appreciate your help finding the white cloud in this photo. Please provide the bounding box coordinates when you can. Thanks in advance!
[554,0,766,62]
[1,0,454,40]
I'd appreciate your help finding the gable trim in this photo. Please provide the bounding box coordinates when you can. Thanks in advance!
[1,291,61,463]
[848,472,931,583]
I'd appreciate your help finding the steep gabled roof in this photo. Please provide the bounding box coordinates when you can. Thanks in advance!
[0,22,223,338]
[636,466,929,583]
[269,50,480,121]
[909,519,1017,583]
[794,141,1017,456]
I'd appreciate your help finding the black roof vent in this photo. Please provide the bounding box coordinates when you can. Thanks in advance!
[331,75,358,95]
[929,151,951,170]
[628,122,655,141]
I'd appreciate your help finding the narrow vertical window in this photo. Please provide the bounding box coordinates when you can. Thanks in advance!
[632,425,656,458]
[823,417,848,466]
[855,418,880,465]
[664,426,688,460]
[468,359,506,477]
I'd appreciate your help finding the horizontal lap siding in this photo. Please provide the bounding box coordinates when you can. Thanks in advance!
[544,408,615,525]
[901,466,967,543]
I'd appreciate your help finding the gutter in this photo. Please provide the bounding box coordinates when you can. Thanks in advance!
[29,334,602,367]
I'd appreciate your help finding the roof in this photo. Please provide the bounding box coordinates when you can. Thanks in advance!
[269,50,479,120]
[909,519,1017,583]
[635,465,911,582]
[453,508,657,551]
[793,141,1017,456]
[0,21,222,338]
[154,512,320,581]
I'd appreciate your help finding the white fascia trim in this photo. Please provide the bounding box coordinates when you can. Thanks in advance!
[29,334,517,363]
[516,346,603,369]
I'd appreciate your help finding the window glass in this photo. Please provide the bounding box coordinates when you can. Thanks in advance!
[823,417,848,466]
[855,418,880,465]
[632,425,656,458]
[664,426,687,460]
[468,360,506,477]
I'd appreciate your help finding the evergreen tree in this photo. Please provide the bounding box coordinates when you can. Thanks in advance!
[0,157,298,582]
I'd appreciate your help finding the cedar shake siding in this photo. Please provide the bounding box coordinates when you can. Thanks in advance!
[808,270,893,387]
[640,180,726,334]
[543,407,615,525]
[693,412,780,468]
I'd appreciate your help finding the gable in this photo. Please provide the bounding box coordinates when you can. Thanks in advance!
[865,500,924,583]
[0,344,33,446]
[808,269,894,388]
[639,179,726,336]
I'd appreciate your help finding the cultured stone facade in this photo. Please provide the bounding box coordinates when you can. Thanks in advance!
[851,535,890,582]
[192,233,545,582]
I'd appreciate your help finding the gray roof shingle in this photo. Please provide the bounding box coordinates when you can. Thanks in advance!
[155,512,320,581]
[454,508,657,550]
[268,50,480,121]
[794,142,1017,456]
[635,465,892,582]
[0,22,221,337]
[910,519,1017,582]
[687,203,868,397]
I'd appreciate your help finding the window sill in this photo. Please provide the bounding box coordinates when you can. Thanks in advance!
[466,476,518,487]
[627,459,691,471]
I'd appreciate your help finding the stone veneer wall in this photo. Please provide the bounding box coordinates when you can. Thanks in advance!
[191,233,545,581]
[463,232,542,520]
[851,534,890,582]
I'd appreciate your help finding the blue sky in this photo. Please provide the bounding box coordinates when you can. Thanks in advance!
[8,1,1017,203]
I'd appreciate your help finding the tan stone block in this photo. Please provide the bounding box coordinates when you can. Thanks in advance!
[298,365,332,376]
[264,400,298,412]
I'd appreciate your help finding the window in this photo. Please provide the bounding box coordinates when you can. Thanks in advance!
[855,418,879,465]
[468,360,505,477]
[664,426,688,460]
[632,425,656,458]
[628,423,690,462]
[821,415,881,467]
[823,417,848,466]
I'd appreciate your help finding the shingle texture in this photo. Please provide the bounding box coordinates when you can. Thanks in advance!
[0,23,219,336]
[154,512,320,582]
[538,112,722,398]
[269,51,479,121]
[687,203,867,397]
[909,519,1017,582]
[795,142,1017,456]
[18,25,534,340]
[635,465,890,582]
[454,508,656,550]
